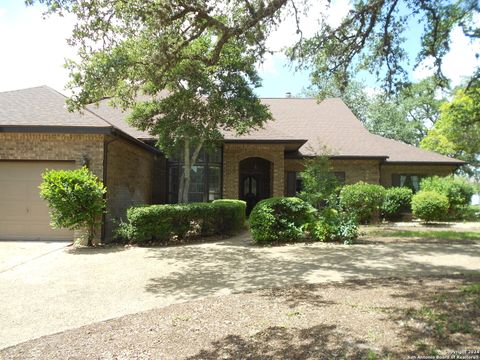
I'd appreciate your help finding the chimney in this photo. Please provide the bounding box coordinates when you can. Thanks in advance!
[285,92,292,98]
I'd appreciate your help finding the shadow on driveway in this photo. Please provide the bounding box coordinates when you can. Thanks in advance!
[144,232,480,300]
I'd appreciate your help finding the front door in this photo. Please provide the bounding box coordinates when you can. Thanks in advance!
[240,175,259,214]
[238,157,272,215]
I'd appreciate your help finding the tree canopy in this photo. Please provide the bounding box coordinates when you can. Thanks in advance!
[31,0,274,202]
[421,86,480,177]
[27,0,480,196]
[30,0,479,95]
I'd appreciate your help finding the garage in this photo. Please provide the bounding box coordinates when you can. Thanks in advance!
[0,161,75,241]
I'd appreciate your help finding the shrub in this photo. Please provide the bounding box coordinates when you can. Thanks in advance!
[381,187,413,221]
[420,176,475,219]
[339,182,386,223]
[411,191,449,223]
[212,199,247,233]
[39,167,106,246]
[298,155,339,209]
[310,209,359,245]
[117,200,246,244]
[249,197,316,244]
[462,205,480,221]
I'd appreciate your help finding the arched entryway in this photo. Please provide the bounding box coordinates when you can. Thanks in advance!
[239,157,272,214]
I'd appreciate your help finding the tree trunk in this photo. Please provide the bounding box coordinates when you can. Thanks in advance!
[178,139,190,203]
[87,223,95,247]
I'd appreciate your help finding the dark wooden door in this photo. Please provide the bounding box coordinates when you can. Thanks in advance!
[240,175,260,215]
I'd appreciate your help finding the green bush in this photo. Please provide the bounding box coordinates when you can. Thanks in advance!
[212,199,247,233]
[117,200,246,244]
[411,191,449,223]
[462,205,480,221]
[249,197,316,244]
[310,208,359,244]
[420,176,475,219]
[381,187,413,221]
[39,167,106,246]
[339,182,386,223]
[298,155,339,209]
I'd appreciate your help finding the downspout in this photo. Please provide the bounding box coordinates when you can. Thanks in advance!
[101,135,119,243]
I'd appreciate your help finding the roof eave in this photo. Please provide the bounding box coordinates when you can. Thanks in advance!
[383,160,466,166]
[0,125,112,134]
[223,139,308,145]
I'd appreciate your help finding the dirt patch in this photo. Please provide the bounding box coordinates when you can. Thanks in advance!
[3,275,479,359]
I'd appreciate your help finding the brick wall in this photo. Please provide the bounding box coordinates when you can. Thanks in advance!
[0,132,158,242]
[278,158,459,195]
[0,133,104,177]
[223,143,285,199]
[331,159,381,184]
[105,137,155,240]
[380,164,457,187]
[284,158,381,190]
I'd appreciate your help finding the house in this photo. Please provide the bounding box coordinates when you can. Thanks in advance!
[0,86,463,241]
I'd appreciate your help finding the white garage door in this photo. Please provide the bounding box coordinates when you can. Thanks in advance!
[0,161,75,241]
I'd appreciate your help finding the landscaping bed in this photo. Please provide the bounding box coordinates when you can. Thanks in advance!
[3,275,479,359]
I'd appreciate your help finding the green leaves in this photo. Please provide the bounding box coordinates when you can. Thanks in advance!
[421,86,480,175]
[39,167,106,243]
[339,182,386,224]
[411,190,449,223]
[298,155,339,209]
[381,187,413,221]
[249,197,316,244]
[290,0,479,93]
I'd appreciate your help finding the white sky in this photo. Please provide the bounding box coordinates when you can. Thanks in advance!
[0,1,478,95]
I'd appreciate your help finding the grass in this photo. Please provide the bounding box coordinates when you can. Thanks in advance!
[402,282,480,343]
[367,229,480,241]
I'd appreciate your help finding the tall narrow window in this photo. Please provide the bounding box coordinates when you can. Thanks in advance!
[167,146,223,203]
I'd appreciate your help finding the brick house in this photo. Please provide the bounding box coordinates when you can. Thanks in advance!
[0,86,463,241]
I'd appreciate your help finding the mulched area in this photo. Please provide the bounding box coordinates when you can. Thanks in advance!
[2,275,479,359]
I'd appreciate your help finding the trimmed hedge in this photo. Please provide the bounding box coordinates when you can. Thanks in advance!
[249,197,316,244]
[212,199,247,233]
[116,200,246,244]
[339,182,386,223]
[411,191,449,223]
[381,187,413,221]
[420,176,475,219]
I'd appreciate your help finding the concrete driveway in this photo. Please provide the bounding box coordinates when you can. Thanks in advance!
[1,233,479,349]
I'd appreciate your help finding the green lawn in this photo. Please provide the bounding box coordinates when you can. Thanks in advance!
[367,229,480,241]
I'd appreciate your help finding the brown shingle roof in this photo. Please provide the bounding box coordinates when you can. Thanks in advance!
[0,87,463,164]
[240,98,464,164]
[0,86,110,128]
[82,96,465,164]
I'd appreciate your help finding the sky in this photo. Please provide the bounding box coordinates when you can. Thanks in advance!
[0,1,479,97]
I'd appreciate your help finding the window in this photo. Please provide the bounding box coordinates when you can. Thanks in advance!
[167,146,223,203]
[208,165,222,201]
[295,174,303,194]
[286,171,304,196]
[392,174,422,192]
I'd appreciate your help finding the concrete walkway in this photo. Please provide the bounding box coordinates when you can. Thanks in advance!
[1,232,479,349]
